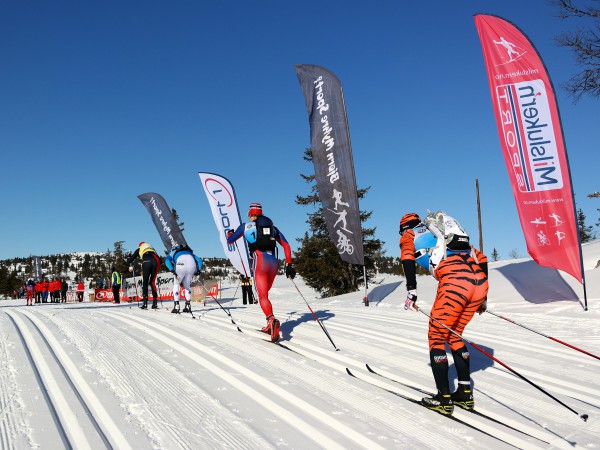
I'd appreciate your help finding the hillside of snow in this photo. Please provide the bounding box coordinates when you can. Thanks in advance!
[0,241,599,449]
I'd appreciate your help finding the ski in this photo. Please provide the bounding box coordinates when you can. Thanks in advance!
[362,364,552,446]
[345,367,521,447]
[365,364,511,426]
[232,321,300,353]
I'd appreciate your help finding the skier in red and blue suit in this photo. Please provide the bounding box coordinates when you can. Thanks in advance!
[226,202,296,342]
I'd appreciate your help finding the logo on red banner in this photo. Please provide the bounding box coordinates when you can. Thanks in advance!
[496,80,563,192]
[94,289,114,302]
[208,284,219,299]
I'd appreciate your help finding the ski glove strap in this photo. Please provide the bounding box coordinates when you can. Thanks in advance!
[405,289,417,311]
[285,263,296,279]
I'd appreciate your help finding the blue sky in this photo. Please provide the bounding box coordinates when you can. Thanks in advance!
[1,0,598,269]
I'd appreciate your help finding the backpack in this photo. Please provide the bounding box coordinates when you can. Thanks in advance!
[249,215,277,252]
[424,211,471,252]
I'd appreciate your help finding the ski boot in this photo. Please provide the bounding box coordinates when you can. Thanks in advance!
[261,315,280,342]
[151,299,158,309]
[451,385,474,411]
[182,301,191,313]
[421,392,454,415]
[140,299,148,310]
[270,317,280,342]
[261,315,274,333]
[171,302,180,314]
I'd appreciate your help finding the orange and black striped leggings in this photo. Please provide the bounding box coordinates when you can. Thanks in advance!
[428,254,488,352]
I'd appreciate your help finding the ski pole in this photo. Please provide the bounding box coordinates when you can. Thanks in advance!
[232,279,241,302]
[186,298,196,320]
[290,279,339,351]
[201,283,242,332]
[486,309,600,361]
[131,266,140,308]
[417,308,588,421]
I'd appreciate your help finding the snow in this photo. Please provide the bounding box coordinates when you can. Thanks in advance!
[1,242,600,449]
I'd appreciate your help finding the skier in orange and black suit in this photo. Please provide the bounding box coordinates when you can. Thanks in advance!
[400,212,488,415]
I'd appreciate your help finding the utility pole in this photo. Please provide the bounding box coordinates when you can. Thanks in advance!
[476,179,483,253]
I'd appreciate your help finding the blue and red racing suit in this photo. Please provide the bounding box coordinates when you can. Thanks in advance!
[226,217,292,318]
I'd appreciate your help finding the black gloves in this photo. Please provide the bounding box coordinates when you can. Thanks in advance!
[285,263,296,279]
[477,298,488,315]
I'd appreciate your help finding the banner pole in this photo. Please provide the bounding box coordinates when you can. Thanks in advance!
[363,266,369,306]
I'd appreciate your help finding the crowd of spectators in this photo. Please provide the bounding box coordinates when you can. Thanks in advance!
[20,278,71,304]
[8,275,121,304]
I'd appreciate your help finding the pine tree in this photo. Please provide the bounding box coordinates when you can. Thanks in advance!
[577,208,596,243]
[112,241,129,276]
[81,254,93,278]
[172,208,185,232]
[294,149,384,297]
[491,247,500,261]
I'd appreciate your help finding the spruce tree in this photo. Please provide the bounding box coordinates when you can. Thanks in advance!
[112,241,129,275]
[294,149,384,297]
[577,208,596,243]
[491,248,500,261]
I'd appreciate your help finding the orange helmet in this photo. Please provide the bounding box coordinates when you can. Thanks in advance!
[399,213,421,234]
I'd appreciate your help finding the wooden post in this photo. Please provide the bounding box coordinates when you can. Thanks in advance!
[476,179,483,253]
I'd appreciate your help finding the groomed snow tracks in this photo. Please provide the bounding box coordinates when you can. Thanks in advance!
[6,309,132,450]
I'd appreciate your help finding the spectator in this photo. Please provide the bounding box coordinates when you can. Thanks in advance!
[240,275,255,305]
[40,278,49,303]
[77,280,85,302]
[26,280,34,306]
[61,279,68,303]
[35,281,42,303]
[49,278,58,303]
[111,267,121,304]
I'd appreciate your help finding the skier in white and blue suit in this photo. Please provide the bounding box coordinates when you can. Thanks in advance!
[165,244,203,314]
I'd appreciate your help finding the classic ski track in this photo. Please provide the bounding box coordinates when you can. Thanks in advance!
[292,310,600,406]
[198,313,560,449]
[254,323,578,449]
[107,311,389,450]
[37,307,270,450]
[0,314,30,450]
[226,308,597,447]
[192,315,492,448]
[5,310,104,450]
[5,298,595,448]
[16,309,134,449]
[362,364,578,450]
[171,312,517,448]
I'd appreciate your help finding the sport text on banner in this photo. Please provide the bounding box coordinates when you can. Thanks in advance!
[295,64,364,265]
